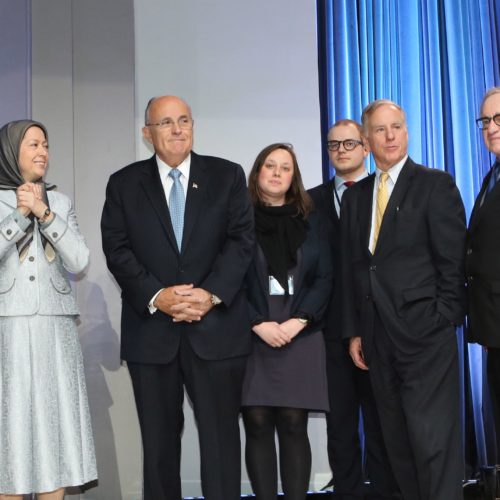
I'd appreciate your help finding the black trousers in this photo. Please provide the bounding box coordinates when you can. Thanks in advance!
[325,339,397,500]
[369,313,462,500]
[128,335,247,500]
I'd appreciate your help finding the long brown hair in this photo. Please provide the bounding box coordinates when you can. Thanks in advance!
[248,143,313,217]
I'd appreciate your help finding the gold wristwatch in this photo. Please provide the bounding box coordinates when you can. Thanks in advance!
[38,208,51,223]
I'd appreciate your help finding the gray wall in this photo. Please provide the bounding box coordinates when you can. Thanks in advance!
[0,0,31,122]
[31,1,137,498]
[30,1,327,497]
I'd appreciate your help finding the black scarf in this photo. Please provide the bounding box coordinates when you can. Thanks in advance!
[254,203,308,294]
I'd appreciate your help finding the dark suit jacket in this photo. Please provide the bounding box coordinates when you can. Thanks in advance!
[466,163,500,347]
[101,152,255,363]
[245,211,333,337]
[308,179,341,340]
[341,158,466,362]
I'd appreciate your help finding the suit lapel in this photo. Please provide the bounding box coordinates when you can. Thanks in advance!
[469,166,498,232]
[140,156,178,251]
[182,152,208,253]
[374,159,414,254]
[358,175,375,256]
[324,179,339,226]
[469,173,488,232]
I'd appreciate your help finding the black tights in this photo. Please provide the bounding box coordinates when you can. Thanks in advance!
[242,406,311,500]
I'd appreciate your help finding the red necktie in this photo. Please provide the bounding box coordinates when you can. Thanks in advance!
[343,181,355,187]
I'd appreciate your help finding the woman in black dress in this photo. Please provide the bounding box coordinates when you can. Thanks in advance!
[242,143,333,500]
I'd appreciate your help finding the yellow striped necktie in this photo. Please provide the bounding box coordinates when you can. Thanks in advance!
[372,172,389,252]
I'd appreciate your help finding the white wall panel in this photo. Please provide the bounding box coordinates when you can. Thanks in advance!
[32,1,327,497]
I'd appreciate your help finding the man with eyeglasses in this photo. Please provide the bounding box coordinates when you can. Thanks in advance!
[309,120,397,500]
[341,100,466,500]
[467,87,500,467]
[101,95,254,500]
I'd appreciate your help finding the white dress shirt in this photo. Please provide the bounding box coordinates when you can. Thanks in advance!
[368,155,408,252]
[334,171,369,217]
[148,153,191,313]
[157,154,191,205]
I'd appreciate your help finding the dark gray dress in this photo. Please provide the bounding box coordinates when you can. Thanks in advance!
[242,248,329,411]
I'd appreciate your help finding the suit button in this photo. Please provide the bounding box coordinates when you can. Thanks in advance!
[369,265,376,271]
[29,276,35,281]
[466,249,472,255]
[29,256,34,262]
[365,294,372,301]
[52,232,58,238]
[6,229,11,235]
[468,276,474,281]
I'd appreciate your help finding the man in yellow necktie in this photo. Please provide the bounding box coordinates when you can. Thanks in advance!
[340,99,466,500]
[371,171,389,252]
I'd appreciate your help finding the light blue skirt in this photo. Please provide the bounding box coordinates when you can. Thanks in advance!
[0,315,97,494]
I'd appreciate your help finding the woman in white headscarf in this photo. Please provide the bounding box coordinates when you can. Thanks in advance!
[0,120,97,499]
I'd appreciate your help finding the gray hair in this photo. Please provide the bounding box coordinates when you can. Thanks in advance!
[361,99,406,134]
[144,97,158,125]
[480,87,500,115]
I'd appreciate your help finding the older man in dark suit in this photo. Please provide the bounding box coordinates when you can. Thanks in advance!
[309,119,396,500]
[467,87,500,460]
[101,95,254,500]
[341,100,466,500]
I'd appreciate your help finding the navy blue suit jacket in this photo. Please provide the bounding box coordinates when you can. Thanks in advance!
[466,163,500,347]
[308,179,341,341]
[245,211,333,337]
[341,158,466,362]
[101,152,255,363]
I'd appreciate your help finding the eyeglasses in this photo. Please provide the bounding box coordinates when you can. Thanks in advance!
[146,117,194,130]
[476,114,500,129]
[327,139,363,152]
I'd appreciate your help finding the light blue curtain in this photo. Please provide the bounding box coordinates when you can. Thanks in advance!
[317,0,500,473]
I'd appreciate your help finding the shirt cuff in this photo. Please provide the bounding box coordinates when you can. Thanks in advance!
[148,289,163,314]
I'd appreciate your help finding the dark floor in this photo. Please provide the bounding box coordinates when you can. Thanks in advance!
[181,481,488,499]
[463,480,490,500]
[184,493,333,499]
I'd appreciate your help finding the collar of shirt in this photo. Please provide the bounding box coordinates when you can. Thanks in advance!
[157,154,191,204]
[375,154,408,186]
[334,170,369,191]
[369,155,407,251]
[332,170,369,216]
